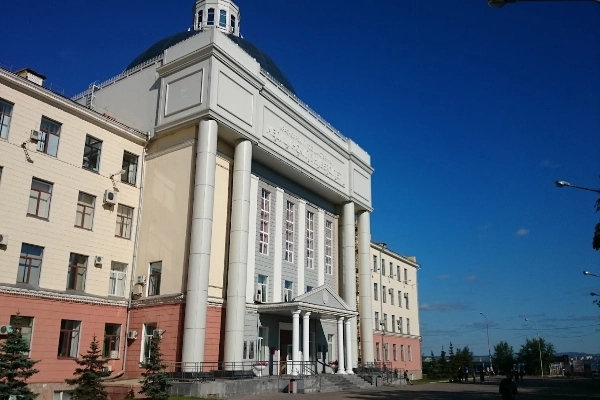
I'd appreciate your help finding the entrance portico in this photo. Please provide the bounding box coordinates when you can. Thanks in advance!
[256,285,357,375]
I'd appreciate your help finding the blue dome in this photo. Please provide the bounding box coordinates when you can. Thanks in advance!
[126,31,295,94]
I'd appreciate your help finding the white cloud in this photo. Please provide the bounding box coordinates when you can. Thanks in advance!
[515,228,529,237]
[436,275,451,280]
[464,275,477,281]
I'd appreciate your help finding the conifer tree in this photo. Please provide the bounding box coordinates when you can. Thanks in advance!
[124,386,136,399]
[140,331,170,400]
[65,335,111,400]
[0,313,40,400]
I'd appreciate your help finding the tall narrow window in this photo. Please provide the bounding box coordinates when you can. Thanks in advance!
[407,318,411,335]
[376,342,380,361]
[373,283,378,301]
[0,166,3,186]
[103,324,121,359]
[10,315,33,354]
[374,312,379,330]
[404,268,408,283]
[148,262,162,296]
[82,135,102,172]
[207,8,215,25]
[382,313,387,331]
[74,192,95,230]
[405,293,409,309]
[115,204,134,239]
[67,253,87,291]
[398,317,403,334]
[305,211,314,268]
[197,10,203,28]
[285,201,294,262]
[390,290,394,305]
[283,280,293,302]
[391,314,396,332]
[219,9,227,28]
[18,243,43,285]
[397,265,400,281]
[230,15,236,33]
[401,344,405,361]
[259,189,270,255]
[58,320,80,358]
[373,255,377,272]
[257,274,268,302]
[398,290,402,308]
[121,152,138,185]
[382,285,386,303]
[0,99,13,139]
[384,343,389,361]
[28,178,53,219]
[324,220,332,274]
[327,334,334,362]
[389,262,393,277]
[108,262,127,297]
[393,344,397,361]
[38,117,61,157]
[141,323,156,363]
[381,258,385,276]
[408,345,413,361]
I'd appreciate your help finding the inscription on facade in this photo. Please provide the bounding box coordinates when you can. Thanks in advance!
[266,125,344,186]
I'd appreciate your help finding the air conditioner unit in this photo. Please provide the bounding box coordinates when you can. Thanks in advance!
[254,289,262,303]
[103,365,113,372]
[0,325,13,335]
[30,130,41,143]
[136,275,147,285]
[0,234,7,246]
[133,285,144,296]
[110,350,119,359]
[127,331,138,340]
[103,189,118,205]
[94,255,104,266]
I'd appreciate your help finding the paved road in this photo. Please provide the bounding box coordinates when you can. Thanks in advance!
[234,376,600,399]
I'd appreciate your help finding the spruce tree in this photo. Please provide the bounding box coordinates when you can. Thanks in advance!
[65,335,111,400]
[0,313,40,400]
[140,332,170,400]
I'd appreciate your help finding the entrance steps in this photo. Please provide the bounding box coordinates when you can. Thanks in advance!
[317,373,372,392]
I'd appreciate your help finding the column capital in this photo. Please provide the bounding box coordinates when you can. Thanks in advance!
[337,316,345,322]
[303,311,311,318]
[292,310,302,316]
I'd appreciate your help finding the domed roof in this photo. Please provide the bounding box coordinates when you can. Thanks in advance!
[126,31,295,95]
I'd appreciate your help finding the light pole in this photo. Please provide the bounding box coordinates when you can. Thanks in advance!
[375,242,386,364]
[479,312,493,372]
[583,271,600,278]
[525,318,544,376]
[489,0,600,8]
[555,181,600,194]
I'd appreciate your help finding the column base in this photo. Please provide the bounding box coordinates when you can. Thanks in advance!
[337,370,347,375]
[346,370,354,374]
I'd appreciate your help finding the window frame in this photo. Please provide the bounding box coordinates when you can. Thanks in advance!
[10,315,34,355]
[384,342,389,361]
[148,261,162,296]
[397,265,401,281]
[283,280,293,302]
[17,243,44,285]
[401,344,405,361]
[305,211,314,269]
[140,323,156,364]
[259,189,270,255]
[67,253,88,291]
[108,261,127,297]
[398,317,403,334]
[374,311,379,331]
[230,15,236,33]
[407,318,410,335]
[382,285,387,303]
[373,283,378,301]
[393,344,397,361]
[381,258,385,276]
[197,10,203,28]
[115,204,134,239]
[121,151,139,186]
[74,191,96,230]
[82,135,102,172]
[376,342,380,361]
[257,274,268,303]
[0,98,14,140]
[103,323,121,359]
[27,178,53,220]
[38,116,61,157]
[284,201,294,262]
[324,220,333,275]
[207,8,215,25]
[219,9,227,28]
[57,319,81,359]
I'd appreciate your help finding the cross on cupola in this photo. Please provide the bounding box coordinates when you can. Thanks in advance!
[193,0,241,36]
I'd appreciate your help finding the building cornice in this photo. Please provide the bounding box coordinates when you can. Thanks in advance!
[0,285,128,307]
[130,294,225,308]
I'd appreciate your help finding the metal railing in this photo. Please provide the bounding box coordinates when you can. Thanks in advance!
[355,362,396,385]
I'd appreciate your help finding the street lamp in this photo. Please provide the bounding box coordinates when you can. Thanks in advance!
[479,312,493,372]
[375,242,386,364]
[525,318,544,377]
[555,180,600,194]
[489,0,600,8]
[583,271,600,278]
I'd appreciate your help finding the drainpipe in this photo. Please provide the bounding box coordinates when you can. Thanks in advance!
[106,133,150,380]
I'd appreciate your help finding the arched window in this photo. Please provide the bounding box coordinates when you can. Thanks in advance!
[219,10,227,28]
[207,8,215,26]
[230,15,236,33]
[197,10,203,28]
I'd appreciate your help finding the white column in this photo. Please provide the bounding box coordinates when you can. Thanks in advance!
[245,175,259,303]
[223,139,253,370]
[336,317,346,374]
[303,312,311,373]
[292,310,301,376]
[317,209,325,286]
[182,119,218,366]
[358,211,374,363]
[340,202,357,368]
[345,317,354,374]
[273,188,284,302]
[296,200,306,295]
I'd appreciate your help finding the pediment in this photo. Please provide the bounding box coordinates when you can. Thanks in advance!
[293,285,352,311]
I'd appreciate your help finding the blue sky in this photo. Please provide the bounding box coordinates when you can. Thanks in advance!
[2,0,599,356]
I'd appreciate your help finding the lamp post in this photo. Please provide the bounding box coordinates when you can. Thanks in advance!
[489,0,600,8]
[479,312,493,372]
[555,181,600,194]
[525,318,544,376]
[375,242,386,364]
[583,271,600,278]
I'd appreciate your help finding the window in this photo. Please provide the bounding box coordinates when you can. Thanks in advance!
[324,220,333,275]
[230,15,236,33]
[382,313,387,331]
[148,262,162,296]
[404,268,408,284]
[0,99,13,139]
[373,255,377,272]
[103,324,121,359]
[207,8,215,25]
[197,10,203,27]
[115,204,134,239]
[38,117,61,156]
[257,274,268,302]
[121,151,138,185]
[390,290,394,305]
[390,262,393,277]
[391,314,395,332]
[219,9,227,28]
[408,345,413,361]
[382,285,387,303]
[285,201,294,262]
[74,192,95,230]
[259,189,270,255]
[398,317,403,334]
[0,166,2,186]
[398,291,402,308]
[18,243,43,285]
[373,283,378,301]
[28,178,53,219]
[67,253,87,291]
[58,320,80,358]
[401,344,405,361]
[393,344,397,361]
[397,265,400,281]
[384,343,389,361]
[109,262,127,297]
[381,258,385,276]
[306,285,313,292]
[53,391,72,400]
[305,211,314,268]
[141,323,156,363]
[374,312,379,330]
[407,318,411,335]
[327,334,334,362]
[376,342,380,361]
[283,280,293,302]
[82,135,102,172]
[405,293,409,309]
[10,315,33,354]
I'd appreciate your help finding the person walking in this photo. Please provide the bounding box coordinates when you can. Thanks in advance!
[403,370,413,385]
[519,369,524,385]
[480,368,486,383]
[499,372,518,400]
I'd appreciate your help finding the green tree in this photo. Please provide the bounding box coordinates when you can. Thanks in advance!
[493,341,514,373]
[422,351,439,378]
[438,347,450,378]
[65,335,111,400]
[140,332,170,400]
[517,337,555,376]
[0,313,40,400]
[124,386,136,399]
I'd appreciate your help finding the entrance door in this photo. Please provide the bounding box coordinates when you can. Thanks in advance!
[280,329,292,375]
